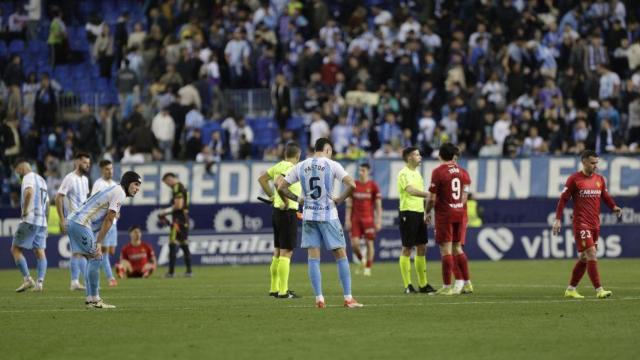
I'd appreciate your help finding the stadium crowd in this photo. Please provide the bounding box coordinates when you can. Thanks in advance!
[1,0,640,206]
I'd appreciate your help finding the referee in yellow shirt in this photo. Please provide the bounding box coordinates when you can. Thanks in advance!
[397,147,435,294]
[258,142,302,299]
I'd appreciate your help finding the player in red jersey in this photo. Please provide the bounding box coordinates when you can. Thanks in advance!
[345,163,382,276]
[115,226,157,278]
[553,150,621,299]
[426,143,473,295]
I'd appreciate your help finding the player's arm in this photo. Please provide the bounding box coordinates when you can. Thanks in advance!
[345,197,352,231]
[552,176,575,235]
[333,175,356,205]
[95,210,117,252]
[21,187,34,219]
[374,197,382,231]
[56,176,70,233]
[277,165,301,204]
[601,178,622,217]
[257,171,274,199]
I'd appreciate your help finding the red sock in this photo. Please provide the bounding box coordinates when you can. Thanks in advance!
[452,259,463,280]
[569,260,587,287]
[587,260,601,289]
[454,253,470,281]
[352,247,363,261]
[366,259,372,268]
[442,254,454,285]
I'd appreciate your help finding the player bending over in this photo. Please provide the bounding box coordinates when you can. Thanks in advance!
[425,143,473,295]
[115,225,157,278]
[90,160,119,287]
[553,150,621,299]
[11,159,49,292]
[345,162,381,276]
[67,171,141,309]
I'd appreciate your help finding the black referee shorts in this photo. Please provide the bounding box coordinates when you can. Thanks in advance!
[399,211,427,247]
[272,208,298,250]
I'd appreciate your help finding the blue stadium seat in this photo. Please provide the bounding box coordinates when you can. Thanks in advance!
[0,41,7,58]
[286,116,304,131]
[9,40,25,54]
[27,40,47,54]
[200,121,222,145]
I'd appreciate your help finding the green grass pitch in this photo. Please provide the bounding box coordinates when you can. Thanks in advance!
[1,259,639,360]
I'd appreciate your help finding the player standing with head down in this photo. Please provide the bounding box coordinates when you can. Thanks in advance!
[56,152,91,291]
[258,142,302,299]
[397,147,435,294]
[426,143,473,295]
[11,159,49,292]
[67,171,141,308]
[278,138,363,308]
[160,173,192,278]
[90,160,118,287]
[553,150,621,299]
[345,163,382,276]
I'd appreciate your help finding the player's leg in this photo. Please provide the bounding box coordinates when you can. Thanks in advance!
[277,210,299,298]
[166,224,178,277]
[364,235,375,276]
[399,211,416,293]
[302,221,324,307]
[33,245,47,292]
[414,214,433,293]
[565,227,591,299]
[11,223,35,292]
[115,259,131,279]
[177,223,192,276]
[452,220,472,294]
[322,220,362,308]
[435,221,454,294]
[101,226,117,286]
[350,217,364,266]
[584,230,611,298]
[270,209,281,296]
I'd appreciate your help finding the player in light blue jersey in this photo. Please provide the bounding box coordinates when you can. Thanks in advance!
[11,160,49,292]
[56,152,91,291]
[67,171,141,309]
[91,160,119,287]
[278,138,363,308]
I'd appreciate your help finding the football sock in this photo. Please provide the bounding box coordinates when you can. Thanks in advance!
[278,257,292,295]
[415,255,428,288]
[570,260,587,287]
[269,256,279,293]
[168,244,177,274]
[587,260,601,289]
[307,258,322,297]
[78,256,87,279]
[336,257,352,297]
[70,256,80,281]
[102,253,114,280]
[15,256,29,278]
[88,258,102,297]
[36,257,47,282]
[399,255,412,287]
[441,254,454,286]
[366,259,373,269]
[454,253,470,281]
[452,260,463,280]
[352,246,363,262]
[180,244,192,273]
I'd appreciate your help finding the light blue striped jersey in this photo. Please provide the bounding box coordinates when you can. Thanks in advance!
[91,178,119,226]
[284,157,348,221]
[58,171,89,218]
[21,172,49,227]
[69,185,126,232]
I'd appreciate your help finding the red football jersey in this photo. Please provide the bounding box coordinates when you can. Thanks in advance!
[121,242,155,272]
[429,163,471,221]
[351,180,381,220]
[555,171,617,229]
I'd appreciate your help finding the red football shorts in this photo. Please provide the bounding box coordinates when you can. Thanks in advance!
[573,227,599,253]
[351,216,376,241]
[435,218,468,245]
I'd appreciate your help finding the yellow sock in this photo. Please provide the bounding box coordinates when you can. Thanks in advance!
[399,255,411,288]
[414,255,428,288]
[269,256,279,293]
[277,257,291,295]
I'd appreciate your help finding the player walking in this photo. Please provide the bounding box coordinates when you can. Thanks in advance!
[11,160,49,292]
[90,160,118,287]
[160,173,193,277]
[67,171,141,308]
[56,152,91,291]
[553,150,621,299]
[397,147,435,294]
[258,142,302,298]
[278,138,363,308]
[345,163,381,276]
[425,143,473,295]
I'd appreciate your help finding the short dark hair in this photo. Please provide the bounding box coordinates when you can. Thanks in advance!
[402,147,419,162]
[439,142,460,161]
[581,149,599,160]
[75,152,90,160]
[162,172,177,181]
[128,225,142,233]
[358,162,370,169]
[284,142,301,159]
[314,138,333,152]
[99,159,112,168]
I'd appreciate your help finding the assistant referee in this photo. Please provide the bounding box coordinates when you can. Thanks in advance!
[397,147,435,294]
[258,142,302,299]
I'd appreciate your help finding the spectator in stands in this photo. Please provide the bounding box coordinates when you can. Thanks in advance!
[94,25,115,79]
[116,59,140,119]
[127,22,146,51]
[309,111,330,148]
[4,55,23,87]
[271,73,291,131]
[24,0,41,42]
[47,7,67,68]
[331,115,351,154]
[113,12,129,73]
[628,95,640,147]
[598,65,621,100]
[224,28,251,88]
[34,73,56,134]
[151,107,175,161]
[75,104,100,158]
[597,118,623,154]
[378,113,402,146]
[185,128,203,160]
[160,64,183,89]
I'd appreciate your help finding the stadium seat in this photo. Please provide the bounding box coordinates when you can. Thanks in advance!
[0,41,7,58]
[9,40,25,54]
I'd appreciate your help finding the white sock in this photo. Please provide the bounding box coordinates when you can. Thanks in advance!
[464,280,471,285]
[315,295,325,303]
[596,287,603,292]
[567,286,576,291]
[344,295,352,301]
[454,280,464,288]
